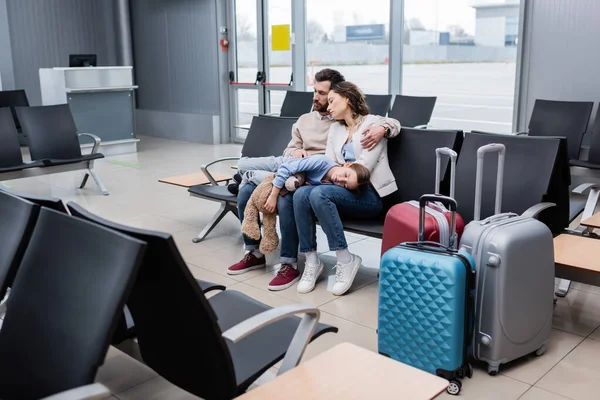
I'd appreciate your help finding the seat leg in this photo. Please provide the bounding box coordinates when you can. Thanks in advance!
[555,279,571,298]
[79,173,90,189]
[88,169,109,196]
[192,202,236,243]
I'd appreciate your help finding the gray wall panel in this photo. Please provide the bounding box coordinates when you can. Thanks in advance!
[131,0,220,143]
[0,0,14,90]
[131,0,219,114]
[518,0,600,138]
[6,0,116,105]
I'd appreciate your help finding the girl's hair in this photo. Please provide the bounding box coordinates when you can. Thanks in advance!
[349,163,371,188]
[330,81,370,123]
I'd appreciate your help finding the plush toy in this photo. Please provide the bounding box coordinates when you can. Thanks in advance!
[241,174,279,254]
[241,173,306,254]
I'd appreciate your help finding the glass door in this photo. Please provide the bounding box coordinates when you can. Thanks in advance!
[228,0,296,142]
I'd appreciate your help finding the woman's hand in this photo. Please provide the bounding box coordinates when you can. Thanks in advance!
[264,193,278,213]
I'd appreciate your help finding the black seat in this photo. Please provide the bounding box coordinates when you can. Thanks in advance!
[566,107,600,226]
[0,190,40,305]
[340,128,464,238]
[278,91,314,117]
[388,95,437,128]
[0,108,44,173]
[455,132,568,233]
[15,104,109,195]
[66,201,338,399]
[0,207,147,400]
[0,90,29,145]
[365,94,393,116]
[527,99,593,161]
[188,115,298,242]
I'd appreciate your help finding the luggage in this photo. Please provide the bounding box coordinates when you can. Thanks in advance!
[378,194,476,396]
[458,143,555,376]
[381,147,465,255]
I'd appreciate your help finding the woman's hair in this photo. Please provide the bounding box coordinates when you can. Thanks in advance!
[349,163,371,189]
[330,81,370,123]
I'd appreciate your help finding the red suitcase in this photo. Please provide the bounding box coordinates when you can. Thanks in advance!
[381,147,465,255]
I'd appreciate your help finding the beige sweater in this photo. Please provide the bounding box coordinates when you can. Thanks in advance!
[282,111,400,157]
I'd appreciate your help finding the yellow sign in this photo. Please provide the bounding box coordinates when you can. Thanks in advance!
[272,24,291,51]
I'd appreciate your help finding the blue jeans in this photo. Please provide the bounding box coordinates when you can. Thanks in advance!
[293,185,382,252]
[238,155,293,186]
[237,182,299,264]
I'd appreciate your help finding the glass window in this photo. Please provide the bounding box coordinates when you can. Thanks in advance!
[403,0,521,133]
[306,0,391,94]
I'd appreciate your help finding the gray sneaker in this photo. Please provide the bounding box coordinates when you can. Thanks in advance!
[331,255,362,296]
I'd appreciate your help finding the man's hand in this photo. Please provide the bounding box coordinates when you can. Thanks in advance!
[292,149,308,159]
[360,125,387,151]
[264,193,278,213]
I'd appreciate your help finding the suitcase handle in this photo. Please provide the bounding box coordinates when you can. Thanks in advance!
[419,195,457,243]
[480,212,518,225]
[474,143,506,221]
[403,240,457,254]
[435,147,458,198]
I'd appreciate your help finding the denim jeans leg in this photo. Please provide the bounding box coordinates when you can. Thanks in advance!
[277,192,299,264]
[238,155,293,186]
[309,185,382,251]
[237,183,260,251]
[293,186,318,253]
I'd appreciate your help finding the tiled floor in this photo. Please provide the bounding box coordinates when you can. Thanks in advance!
[5,136,599,399]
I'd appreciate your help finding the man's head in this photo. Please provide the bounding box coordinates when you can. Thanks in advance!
[312,69,345,113]
[330,163,370,191]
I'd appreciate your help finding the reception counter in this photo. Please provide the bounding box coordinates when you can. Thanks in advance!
[39,66,138,155]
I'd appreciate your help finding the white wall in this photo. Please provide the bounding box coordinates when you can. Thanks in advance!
[475,17,506,47]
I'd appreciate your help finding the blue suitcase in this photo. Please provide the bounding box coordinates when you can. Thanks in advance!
[378,195,476,396]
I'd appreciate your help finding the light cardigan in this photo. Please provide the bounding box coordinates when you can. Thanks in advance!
[325,114,398,197]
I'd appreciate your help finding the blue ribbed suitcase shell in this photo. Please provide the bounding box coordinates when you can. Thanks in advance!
[378,244,475,377]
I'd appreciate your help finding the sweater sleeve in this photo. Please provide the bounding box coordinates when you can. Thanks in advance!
[282,120,303,157]
[273,157,306,189]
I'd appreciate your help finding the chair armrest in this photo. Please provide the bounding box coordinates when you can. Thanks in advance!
[572,182,600,195]
[201,157,241,186]
[222,304,321,375]
[522,202,556,219]
[40,383,110,400]
[515,131,528,136]
[264,112,281,117]
[78,133,102,155]
[413,124,429,129]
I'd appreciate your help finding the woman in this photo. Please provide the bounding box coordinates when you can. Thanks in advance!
[293,81,398,296]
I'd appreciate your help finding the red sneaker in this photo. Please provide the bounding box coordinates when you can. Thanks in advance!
[227,252,266,275]
[268,264,300,291]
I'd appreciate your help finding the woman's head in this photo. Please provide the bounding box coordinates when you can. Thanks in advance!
[327,81,370,123]
[330,163,371,190]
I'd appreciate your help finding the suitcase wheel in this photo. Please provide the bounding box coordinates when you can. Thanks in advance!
[465,363,474,379]
[457,363,474,380]
[446,379,462,395]
[487,365,499,376]
[535,344,547,357]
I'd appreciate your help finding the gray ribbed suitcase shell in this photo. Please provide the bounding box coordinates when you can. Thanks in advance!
[458,143,555,375]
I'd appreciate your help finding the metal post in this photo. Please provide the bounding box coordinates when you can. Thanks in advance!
[114,0,134,66]
[291,0,306,92]
[388,0,404,95]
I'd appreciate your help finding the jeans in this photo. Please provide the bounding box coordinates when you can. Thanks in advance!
[238,155,293,186]
[237,181,299,264]
[293,185,383,252]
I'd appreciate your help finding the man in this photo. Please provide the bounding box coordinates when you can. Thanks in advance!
[227,68,401,291]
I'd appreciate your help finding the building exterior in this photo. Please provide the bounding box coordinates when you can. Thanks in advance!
[470,0,520,47]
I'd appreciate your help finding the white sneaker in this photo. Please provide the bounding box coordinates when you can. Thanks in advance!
[331,255,362,296]
[297,260,324,294]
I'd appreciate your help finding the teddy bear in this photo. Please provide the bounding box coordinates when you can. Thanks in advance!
[241,173,306,254]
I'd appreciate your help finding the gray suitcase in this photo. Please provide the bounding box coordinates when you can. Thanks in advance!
[458,143,555,376]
